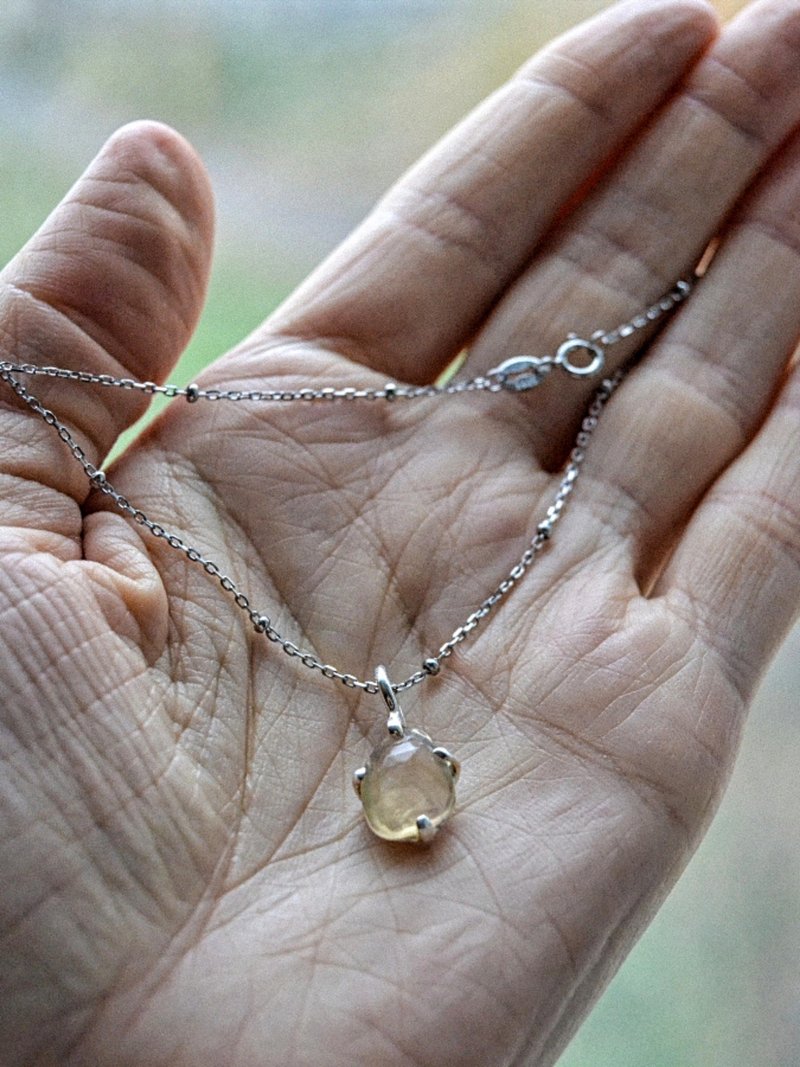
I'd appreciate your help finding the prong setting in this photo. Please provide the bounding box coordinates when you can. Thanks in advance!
[352,766,366,796]
[416,815,437,844]
[433,746,460,781]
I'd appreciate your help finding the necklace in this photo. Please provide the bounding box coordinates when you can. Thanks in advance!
[0,275,693,844]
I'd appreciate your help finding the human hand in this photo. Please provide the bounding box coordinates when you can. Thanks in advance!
[2,1,799,1064]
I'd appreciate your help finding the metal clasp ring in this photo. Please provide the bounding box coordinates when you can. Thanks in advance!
[555,337,605,378]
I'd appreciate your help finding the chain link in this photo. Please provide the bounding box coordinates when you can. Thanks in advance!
[0,275,692,695]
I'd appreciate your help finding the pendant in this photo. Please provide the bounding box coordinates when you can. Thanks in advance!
[353,665,460,843]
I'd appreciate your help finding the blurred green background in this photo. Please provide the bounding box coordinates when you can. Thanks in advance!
[1,1,797,1064]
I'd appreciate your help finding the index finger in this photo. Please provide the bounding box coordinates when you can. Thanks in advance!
[236,0,717,384]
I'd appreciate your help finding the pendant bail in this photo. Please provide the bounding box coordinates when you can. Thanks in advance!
[375,664,405,736]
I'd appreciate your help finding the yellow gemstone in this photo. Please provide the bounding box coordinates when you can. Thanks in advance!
[360,729,456,842]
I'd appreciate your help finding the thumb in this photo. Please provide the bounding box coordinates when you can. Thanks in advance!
[0,121,214,497]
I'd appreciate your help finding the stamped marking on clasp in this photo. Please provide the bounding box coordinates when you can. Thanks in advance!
[489,355,552,391]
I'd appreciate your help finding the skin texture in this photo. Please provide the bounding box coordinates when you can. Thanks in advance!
[1,0,799,1063]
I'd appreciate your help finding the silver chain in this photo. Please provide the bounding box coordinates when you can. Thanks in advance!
[0,278,691,401]
[0,276,693,695]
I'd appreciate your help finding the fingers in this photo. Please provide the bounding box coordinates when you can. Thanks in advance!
[0,122,214,498]
[467,0,800,465]
[239,0,717,383]
[654,360,800,704]
[573,120,800,587]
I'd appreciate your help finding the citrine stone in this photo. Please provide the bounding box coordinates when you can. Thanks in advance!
[360,729,456,842]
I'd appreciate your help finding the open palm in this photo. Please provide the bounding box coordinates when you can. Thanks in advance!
[3,2,800,1064]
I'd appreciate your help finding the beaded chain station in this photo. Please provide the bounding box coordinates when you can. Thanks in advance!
[0,277,692,696]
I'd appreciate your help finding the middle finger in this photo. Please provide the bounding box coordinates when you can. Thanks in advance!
[468,0,800,467]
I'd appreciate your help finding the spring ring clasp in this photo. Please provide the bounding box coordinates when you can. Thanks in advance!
[555,336,606,379]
